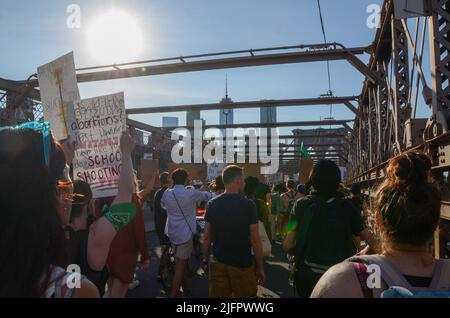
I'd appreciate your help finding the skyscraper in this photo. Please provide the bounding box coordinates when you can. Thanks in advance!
[260,105,277,124]
[186,110,201,128]
[219,76,233,135]
[260,104,277,139]
[162,116,179,128]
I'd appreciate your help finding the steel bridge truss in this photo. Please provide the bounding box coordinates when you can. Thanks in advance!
[346,0,450,257]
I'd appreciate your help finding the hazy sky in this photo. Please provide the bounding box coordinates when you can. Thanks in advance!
[2,0,431,136]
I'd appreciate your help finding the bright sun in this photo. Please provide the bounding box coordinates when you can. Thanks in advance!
[86,10,144,64]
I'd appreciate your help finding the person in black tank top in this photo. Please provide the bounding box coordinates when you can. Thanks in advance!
[65,180,109,295]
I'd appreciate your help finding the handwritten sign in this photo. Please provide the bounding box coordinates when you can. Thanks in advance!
[207,162,225,181]
[67,92,126,198]
[168,163,207,182]
[37,52,80,140]
[265,172,284,185]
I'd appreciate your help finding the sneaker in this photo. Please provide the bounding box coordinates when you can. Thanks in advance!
[128,279,140,290]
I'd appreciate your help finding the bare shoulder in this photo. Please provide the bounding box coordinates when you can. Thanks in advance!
[72,278,100,298]
[310,261,364,298]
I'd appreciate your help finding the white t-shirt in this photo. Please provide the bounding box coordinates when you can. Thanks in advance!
[161,185,213,245]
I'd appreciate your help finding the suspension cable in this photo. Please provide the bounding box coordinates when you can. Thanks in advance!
[317,0,334,119]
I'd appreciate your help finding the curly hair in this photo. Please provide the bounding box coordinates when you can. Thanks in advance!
[375,151,441,247]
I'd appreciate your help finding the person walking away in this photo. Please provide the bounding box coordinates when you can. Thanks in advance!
[280,180,302,237]
[348,184,363,214]
[213,175,225,196]
[311,152,450,298]
[245,176,272,243]
[153,172,171,280]
[270,183,285,241]
[203,165,265,298]
[161,168,213,298]
[283,160,377,298]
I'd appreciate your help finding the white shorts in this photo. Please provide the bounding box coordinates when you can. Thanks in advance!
[174,238,193,260]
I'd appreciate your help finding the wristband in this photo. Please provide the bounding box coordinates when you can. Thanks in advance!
[104,202,137,231]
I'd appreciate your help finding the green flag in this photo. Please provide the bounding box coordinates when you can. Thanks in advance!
[299,142,311,158]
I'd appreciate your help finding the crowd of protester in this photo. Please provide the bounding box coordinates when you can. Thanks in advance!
[1,122,450,298]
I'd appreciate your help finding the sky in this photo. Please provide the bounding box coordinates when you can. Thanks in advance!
[1,0,431,136]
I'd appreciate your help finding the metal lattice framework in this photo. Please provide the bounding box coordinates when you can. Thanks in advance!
[3,0,450,254]
[349,0,450,179]
[345,0,450,257]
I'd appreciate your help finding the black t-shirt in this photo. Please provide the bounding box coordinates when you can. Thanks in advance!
[205,193,258,268]
[153,187,168,235]
[294,195,365,267]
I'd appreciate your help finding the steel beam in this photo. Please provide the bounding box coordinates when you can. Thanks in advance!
[0,78,41,101]
[126,96,358,115]
[278,134,348,139]
[429,0,450,130]
[278,143,347,148]
[24,45,369,86]
[165,119,354,130]
[126,118,171,136]
[391,15,411,151]
[280,150,342,154]
[283,156,346,160]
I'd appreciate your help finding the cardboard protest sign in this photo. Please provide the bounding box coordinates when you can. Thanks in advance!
[265,172,284,185]
[338,166,346,181]
[67,92,126,198]
[37,52,80,140]
[299,158,314,184]
[168,163,207,182]
[143,153,153,160]
[207,162,225,181]
[140,159,159,187]
[237,163,264,182]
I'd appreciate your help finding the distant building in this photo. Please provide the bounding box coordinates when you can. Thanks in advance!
[219,100,234,127]
[292,127,348,166]
[186,110,201,128]
[260,105,277,124]
[260,104,277,139]
[162,116,179,128]
[219,76,234,137]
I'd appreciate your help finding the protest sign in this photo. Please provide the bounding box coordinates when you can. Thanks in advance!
[299,158,314,183]
[339,166,346,181]
[37,52,80,140]
[207,162,225,181]
[237,163,264,182]
[265,172,284,185]
[67,92,126,198]
[168,163,207,182]
[140,159,159,187]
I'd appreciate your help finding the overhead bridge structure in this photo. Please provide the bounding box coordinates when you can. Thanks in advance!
[2,0,450,256]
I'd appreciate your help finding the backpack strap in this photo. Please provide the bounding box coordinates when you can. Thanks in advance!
[54,273,86,298]
[349,255,413,289]
[352,262,373,298]
[429,259,450,291]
